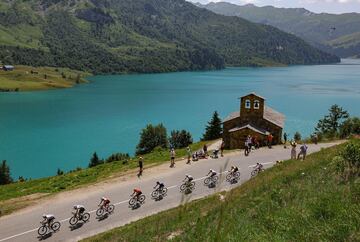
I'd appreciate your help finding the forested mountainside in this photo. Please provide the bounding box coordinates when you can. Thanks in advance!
[0,0,339,74]
[198,2,360,58]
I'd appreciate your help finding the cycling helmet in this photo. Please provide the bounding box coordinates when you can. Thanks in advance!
[210,169,214,172]
[42,214,46,218]
[156,181,160,185]
[186,174,189,177]
[101,197,106,200]
[73,205,77,209]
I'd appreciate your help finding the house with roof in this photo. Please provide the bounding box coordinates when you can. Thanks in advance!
[223,93,285,149]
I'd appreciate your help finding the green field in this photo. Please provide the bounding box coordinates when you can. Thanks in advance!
[0,65,89,91]
[83,140,360,242]
[0,141,208,217]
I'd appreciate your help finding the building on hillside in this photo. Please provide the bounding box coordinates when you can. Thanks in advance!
[223,93,285,149]
[2,65,14,71]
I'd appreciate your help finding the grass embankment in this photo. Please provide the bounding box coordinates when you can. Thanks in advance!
[0,141,208,217]
[0,65,89,91]
[84,140,360,242]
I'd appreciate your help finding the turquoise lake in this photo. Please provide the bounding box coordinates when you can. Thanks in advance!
[1,59,359,179]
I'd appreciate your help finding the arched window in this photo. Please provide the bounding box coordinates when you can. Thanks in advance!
[245,99,251,109]
[254,100,260,109]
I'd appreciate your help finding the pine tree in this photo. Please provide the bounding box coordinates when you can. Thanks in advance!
[316,104,349,137]
[88,152,102,168]
[202,111,222,141]
[0,160,13,185]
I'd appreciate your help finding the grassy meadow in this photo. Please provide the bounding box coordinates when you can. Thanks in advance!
[0,65,89,91]
[83,139,360,242]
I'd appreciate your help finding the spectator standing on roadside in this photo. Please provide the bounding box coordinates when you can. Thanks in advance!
[170,148,176,168]
[267,133,273,149]
[297,143,308,160]
[283,132,288,148]
[137,157,143,178]
[220,140,225,157]
[186,146,191,164]
[203,144,208,157]
[290,140,297,159]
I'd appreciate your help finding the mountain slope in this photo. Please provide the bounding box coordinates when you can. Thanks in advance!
[198,2,360,58]
[0,0,339,74]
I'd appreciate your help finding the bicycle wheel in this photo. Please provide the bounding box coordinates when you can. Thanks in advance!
[96,208,104,217]
[244,149,249,156]
[151,190,158,198]
[69,216,78,226]
[37,225,47,236]
[129,198,136,206]
[213,176,219,183]
[82,213,90,222]
[190,181,196,190]
[251,170,257,177]
[107,204,115,214]
[235,171,241,178]
[226,173,232,182]
[161,187,168,195]
[51,222,61,232]
[180,184,186,192]
[138,194,146,203]
[204,177,210,186]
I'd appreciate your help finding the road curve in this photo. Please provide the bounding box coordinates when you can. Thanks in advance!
[0,142,342,242]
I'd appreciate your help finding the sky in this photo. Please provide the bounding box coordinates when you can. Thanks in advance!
[189,0,360,13]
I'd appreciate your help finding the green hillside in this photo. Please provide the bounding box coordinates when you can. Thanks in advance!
[198,2,360,58]
[0,0,339,74]
[83,140,360,242]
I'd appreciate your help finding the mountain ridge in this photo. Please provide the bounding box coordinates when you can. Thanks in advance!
[197,1,360,58]
[0,0,339,74]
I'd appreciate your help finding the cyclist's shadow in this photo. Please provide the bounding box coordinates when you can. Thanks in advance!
[96,213,109,221]
[129,202,142,210]
[69,222,84,231]
[37,233,52,241]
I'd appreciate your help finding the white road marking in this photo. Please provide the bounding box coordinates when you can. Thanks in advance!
[248,161,274,168]
[0,164,256,241]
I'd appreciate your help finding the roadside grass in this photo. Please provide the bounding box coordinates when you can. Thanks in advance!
[0,65,89,91]
[83,140,360,242]
[0,141,208,216]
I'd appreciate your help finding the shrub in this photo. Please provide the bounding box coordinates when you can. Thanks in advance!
[294,132,302,142]
[334,142,360,181]
[339,117,360,138]
[106,153,130,163]
[169,130,193,149]
[57,168,64,176]
[136,124,168,155]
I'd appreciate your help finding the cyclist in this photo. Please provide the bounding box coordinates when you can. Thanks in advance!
[131,188,142,201]
[230,165,239,175]
[41,214,55,227]
[99,197,110,209]
[73,205,85,218]
[207,169,217,178]
[254,162,263,172]
[154,181,165,191]
[183,174,194,185]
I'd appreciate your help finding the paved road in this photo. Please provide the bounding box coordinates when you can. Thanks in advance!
[0,142,342,242]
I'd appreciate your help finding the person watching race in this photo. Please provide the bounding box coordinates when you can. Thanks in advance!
[154,181,165,191]
[99,197,110,208]
[73,205,85,217]
[207,169,217,178]
[41,214,55,227]
[131,188,142,201]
